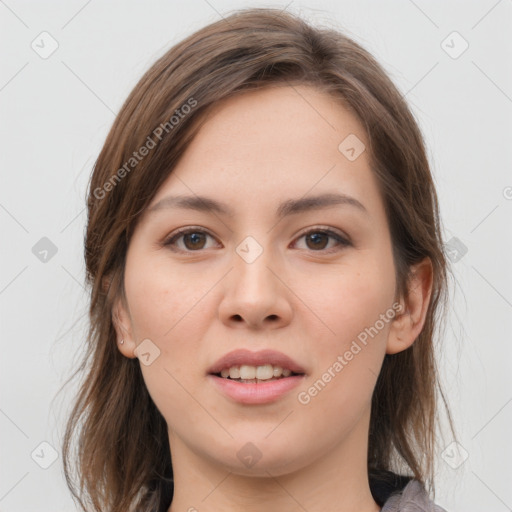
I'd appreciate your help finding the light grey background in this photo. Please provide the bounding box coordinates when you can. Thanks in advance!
[1,1,511,510]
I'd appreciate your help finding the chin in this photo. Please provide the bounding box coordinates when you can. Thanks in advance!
[205,435,315,477]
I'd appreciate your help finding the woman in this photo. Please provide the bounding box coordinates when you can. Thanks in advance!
[63,8,455,511]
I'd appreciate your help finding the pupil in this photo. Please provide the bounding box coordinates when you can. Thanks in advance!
[307,233,327,250]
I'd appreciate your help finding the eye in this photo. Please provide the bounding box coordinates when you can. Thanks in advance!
[163,226,351,253]
[292,227,351,253]
[163,227,220,252]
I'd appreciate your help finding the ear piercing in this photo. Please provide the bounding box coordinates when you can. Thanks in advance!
[120,339,125,344]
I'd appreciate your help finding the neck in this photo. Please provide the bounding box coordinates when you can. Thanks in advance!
[167,410,380,512]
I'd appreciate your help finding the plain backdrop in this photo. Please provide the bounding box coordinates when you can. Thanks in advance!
[1,1,511,511]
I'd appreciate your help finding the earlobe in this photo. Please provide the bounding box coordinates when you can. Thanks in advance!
[112,296,137,359]
[386,257,433,355]
[102,275,111,294]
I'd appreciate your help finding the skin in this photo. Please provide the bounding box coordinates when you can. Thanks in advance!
[113,85,433,512]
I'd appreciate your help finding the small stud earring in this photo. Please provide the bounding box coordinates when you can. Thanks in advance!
[120,339,124,344]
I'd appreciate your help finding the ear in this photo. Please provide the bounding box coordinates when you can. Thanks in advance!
[386,257,433,355]
[112,293,137,359]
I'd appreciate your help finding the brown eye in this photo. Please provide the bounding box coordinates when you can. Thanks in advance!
[182,232,207,250]
[305,232,329,250]
[294,228,351,253]
[164,228,218,252]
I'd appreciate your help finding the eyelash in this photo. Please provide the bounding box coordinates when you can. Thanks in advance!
[163,226,351,254]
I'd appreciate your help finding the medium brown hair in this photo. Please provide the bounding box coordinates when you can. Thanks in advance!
[61,7,455,511]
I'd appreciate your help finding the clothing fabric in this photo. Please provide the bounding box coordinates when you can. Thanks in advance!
[380,480,447,511]
[370,472,448,512]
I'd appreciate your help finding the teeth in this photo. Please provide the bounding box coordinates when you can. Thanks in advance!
[229,367,240,379]
[256,364,273,380]
[240,365,256,379]
[218,364,295,380]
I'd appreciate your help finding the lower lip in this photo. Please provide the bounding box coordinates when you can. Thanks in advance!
[208,374,305,404]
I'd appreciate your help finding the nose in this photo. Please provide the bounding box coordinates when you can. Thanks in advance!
[218,243,293,330]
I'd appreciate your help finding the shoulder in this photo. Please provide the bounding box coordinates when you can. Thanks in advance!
[370,470,448,512]
[380,480,448,511]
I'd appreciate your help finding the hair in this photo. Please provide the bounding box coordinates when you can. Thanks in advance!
[61,7,456,512]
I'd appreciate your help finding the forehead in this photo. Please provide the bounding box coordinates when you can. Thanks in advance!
[187,84,367,171]
[147,84,384,222]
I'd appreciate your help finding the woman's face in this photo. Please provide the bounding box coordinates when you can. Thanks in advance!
[115,85,403,476]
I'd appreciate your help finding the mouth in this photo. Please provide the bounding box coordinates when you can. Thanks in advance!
[207,349,307,404]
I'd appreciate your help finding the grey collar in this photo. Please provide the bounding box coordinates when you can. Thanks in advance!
[381,480,448,512]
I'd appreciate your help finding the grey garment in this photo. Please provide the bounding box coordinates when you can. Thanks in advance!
[381,480,448,512]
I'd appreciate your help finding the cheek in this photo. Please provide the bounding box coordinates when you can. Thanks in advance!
[306,253,395,341]
[124,252,212,343]
[297,251,395,401]
[123,252,213,403]
[297,276,393,429]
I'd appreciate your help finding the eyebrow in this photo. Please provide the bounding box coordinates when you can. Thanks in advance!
[146,192,368,219]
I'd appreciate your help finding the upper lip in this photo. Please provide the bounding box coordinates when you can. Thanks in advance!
[207,349,306,375]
